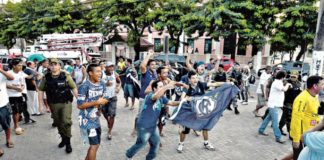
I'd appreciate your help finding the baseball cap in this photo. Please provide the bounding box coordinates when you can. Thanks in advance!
[290,70,299,76]
[50,58,63,66]
[194,61,205,70]
[106,61,114,67]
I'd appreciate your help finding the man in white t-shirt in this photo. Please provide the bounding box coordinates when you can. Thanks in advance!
[253,66,272,117]
[0,64,14,152]
[258,71,291,144]
[6,59,32,135]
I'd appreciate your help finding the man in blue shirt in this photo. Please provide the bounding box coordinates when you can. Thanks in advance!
[126,80,181,160]
[131,50,157,136]
[77,64,109,160]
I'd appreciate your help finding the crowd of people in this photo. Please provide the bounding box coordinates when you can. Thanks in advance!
[0,50,323,160]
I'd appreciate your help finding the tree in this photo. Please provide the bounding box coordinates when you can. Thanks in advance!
[154,0,194,54]
[182,0,247,59]
[0,2,18,51]
[101,0,158,60]
[272,0,318,61]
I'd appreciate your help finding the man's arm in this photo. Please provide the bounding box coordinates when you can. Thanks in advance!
[0,68,14,80]
[140,50,154,74]
[78,97,108,109]
[167,101,180,106]
[81,66,87,83]
[115,73,122,93]
[290,99,306,147]
[152,82,176,100]
[207,81,226,87]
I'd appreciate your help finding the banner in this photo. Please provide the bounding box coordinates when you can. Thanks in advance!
[169,84,239,131]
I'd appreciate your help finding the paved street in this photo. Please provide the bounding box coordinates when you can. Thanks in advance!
[0,84,292,160]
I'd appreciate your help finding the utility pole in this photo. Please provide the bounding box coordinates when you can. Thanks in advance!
[312,0,324,75]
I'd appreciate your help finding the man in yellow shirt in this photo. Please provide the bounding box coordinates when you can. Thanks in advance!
[290,75,324,160]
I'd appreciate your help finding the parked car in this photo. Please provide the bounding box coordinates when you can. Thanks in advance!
[220,58,239,72]
[257,61,310,80]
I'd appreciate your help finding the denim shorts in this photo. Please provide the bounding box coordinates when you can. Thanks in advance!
[0,104,11,131]
[124,83,135,98]
[87,127,101,145]
[102,96,117,117]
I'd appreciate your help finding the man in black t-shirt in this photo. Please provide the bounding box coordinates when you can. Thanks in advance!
[24,61,38,122]
[177,70,228,153]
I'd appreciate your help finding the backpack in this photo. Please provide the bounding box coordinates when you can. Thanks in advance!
[248,75,256,84]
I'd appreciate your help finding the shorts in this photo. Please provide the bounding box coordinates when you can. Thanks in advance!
[0,104,11,130]
[102,96,117,117]
[87,127,102,145]
[124,83,135,98]
[257,94,266,106]
[9,96,24,114]
[158,106,168,126]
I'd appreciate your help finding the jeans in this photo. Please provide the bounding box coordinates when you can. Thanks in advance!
[126,126,160,160]
[258,107,282,140]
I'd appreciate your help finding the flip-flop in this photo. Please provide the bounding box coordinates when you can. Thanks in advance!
[107,135,112,140]
[6,141,14,148]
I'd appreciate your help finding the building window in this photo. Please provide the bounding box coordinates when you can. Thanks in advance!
[154,38,162,52]
[204,39,212,54]
[187,39,194,48]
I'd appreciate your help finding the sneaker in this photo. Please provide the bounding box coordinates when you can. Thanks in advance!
[177,143,184,153]
[258,132,269,136]
[276,138,286,144]
[242,102,248,105]
[204,143,216,151]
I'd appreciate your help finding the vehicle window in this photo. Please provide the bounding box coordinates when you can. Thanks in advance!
[221,60,230,64]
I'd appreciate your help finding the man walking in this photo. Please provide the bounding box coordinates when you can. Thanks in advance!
[258,71,291,144]
[126,80,180,160]
[290,76,324,160]
[38,59,77,153]
[101,62,121,140]
[0,64,14,154]
[78,63,109,160]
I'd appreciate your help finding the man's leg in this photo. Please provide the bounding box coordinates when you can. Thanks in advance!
[279,107,289,135]
[202,130,215,150]
[107,97,117,140]
[61,103,73,153]
[85,145,100,160]
[270,107,284,142]
[177,127,189,153]
[131,98,144,136]
[0,105,13,147]
[126,127,151,159]
[146,127,160,160]
[85,127,101,160]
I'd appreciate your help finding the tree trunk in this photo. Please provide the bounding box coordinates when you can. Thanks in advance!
[134,41,141,61]
[174,38,180,54]
[295,42,307,61]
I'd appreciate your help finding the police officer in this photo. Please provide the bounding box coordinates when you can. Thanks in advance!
[38,59,77,153]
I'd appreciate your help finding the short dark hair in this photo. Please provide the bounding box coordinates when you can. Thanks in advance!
[151,80,161,91]
[27,61,33,67]
[219,64,224,68]
[306,76,323,89]
[40,59,48,64]
[188,70,197,79]
[157,66,167,75]
[209,58,214,61]
[275,71,286,79]
[87,63,100,74]
[147,59,156,66]
[127,59,132,64]
[11,58,22,66]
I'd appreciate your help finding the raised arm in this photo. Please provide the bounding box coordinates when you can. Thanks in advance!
[140,50,154,74]
[152,81,176,100]
[0,68,14,80]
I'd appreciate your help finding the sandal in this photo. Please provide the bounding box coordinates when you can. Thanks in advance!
[107,134,112,140]
[6,141,14,148]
